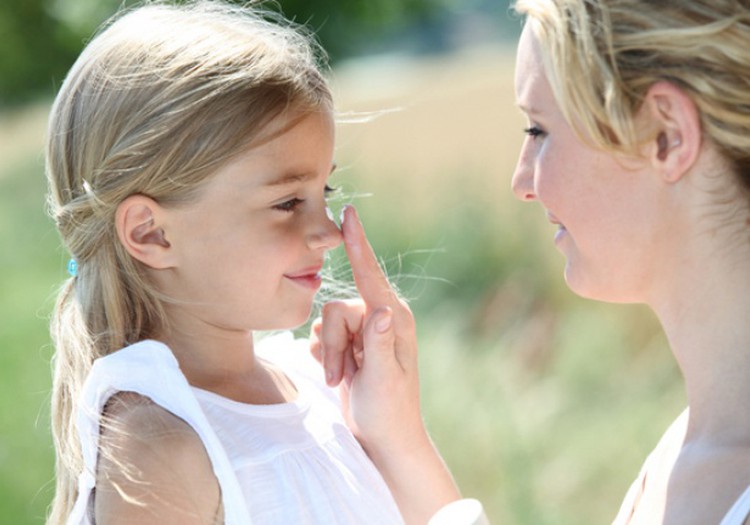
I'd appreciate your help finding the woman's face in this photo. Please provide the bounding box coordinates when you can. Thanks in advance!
[511,25,668,303]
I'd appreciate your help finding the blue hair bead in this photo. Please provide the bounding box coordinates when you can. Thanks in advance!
[67,259,78,277]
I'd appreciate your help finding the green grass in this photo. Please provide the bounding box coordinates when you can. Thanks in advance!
[0,48,685,524]
[0,151,60,523]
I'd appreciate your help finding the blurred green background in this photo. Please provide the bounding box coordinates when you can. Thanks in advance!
[0,1,683,524]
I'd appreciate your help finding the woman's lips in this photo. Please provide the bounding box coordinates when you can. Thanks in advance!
[547,212,567,244]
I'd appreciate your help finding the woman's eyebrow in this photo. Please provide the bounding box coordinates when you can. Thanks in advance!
[516,102,542,115]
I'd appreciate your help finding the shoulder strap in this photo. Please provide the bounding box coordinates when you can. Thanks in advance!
[720,485,750,525]
[67,341,253,525]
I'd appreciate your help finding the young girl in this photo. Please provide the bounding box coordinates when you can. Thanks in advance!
[45,2,459,523]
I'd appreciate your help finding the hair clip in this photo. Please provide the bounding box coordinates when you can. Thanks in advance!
[67,259,78,277]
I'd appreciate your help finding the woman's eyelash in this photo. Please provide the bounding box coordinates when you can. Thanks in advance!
[324,184,337,195]
[523,126,545,138]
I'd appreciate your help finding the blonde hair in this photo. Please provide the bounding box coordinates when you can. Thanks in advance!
[45,1,331,522]
[513,0,750,189]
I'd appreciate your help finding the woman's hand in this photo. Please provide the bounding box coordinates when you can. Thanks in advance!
[310,205,461,524]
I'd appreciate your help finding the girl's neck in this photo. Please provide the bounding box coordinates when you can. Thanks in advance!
[162,325,256,384]
[157,319,298,405]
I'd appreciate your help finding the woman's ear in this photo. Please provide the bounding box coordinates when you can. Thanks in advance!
[640,81,702,183]
[115,195,175,269]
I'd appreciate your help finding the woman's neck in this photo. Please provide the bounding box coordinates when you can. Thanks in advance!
[652,240,750,447]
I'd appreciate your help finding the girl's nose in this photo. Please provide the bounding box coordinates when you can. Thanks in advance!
[307,206,343,251]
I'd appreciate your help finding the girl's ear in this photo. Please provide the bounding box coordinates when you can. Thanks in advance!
[640,81,702,183]
[115,195,175,269]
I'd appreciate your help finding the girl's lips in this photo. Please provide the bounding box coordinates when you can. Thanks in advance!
[285,266,323,290]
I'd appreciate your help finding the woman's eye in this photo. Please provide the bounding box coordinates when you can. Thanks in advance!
[523,126,546,139]
[273,198,304,212]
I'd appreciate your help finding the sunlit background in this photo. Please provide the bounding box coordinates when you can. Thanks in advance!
[0,1,684,523]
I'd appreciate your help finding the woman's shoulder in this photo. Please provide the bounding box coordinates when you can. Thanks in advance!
[95,392,223,523]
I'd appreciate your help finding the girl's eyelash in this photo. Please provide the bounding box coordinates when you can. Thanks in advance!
[273,198,304,212]
[274,186,337,213]
[524,126,545,138]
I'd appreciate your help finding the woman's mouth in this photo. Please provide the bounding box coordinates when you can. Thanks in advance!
[546,212,567,244]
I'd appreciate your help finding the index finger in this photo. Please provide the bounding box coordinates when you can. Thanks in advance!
[341,205,397,307]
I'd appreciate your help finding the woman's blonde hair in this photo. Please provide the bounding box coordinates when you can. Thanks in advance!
[45,1,331,522]
[513,0,750,189]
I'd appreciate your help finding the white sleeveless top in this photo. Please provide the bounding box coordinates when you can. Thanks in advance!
[67,332,404,525]
[612,410,750,525]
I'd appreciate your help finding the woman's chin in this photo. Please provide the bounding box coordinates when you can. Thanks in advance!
[563,267,642,305]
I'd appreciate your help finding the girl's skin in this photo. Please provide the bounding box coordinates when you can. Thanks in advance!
[116,111,340,405]
[96,110,337,523]
[98,107,460,524]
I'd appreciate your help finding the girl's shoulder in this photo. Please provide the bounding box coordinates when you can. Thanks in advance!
[95,391,223,522]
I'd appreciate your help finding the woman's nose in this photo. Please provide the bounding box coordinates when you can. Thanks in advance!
[511,152,537,202]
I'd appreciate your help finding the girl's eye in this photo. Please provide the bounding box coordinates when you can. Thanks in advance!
[274,185,337,213]
[273,198,304,212]
[523,126,546,139]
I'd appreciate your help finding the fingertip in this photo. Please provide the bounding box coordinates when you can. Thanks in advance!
[339,205,349,228]
[342,205,361,241]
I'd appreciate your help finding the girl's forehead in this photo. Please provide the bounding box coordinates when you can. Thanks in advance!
[202,111,335,192]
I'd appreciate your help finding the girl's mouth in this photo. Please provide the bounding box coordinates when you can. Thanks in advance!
[284,266,323,290]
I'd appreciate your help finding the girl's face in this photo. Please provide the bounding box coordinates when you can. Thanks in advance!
[160,110,342,332]
[511,26,668,303]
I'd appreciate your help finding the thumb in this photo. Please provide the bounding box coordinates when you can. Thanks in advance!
[361,306,396,372]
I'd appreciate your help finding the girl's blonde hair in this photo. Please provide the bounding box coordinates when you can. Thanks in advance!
[45,2,331,522]
[513,0,750,189]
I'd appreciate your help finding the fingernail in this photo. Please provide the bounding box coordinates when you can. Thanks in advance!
[326,369,334,385]
[375,311,392,333]
[339,205,348,227]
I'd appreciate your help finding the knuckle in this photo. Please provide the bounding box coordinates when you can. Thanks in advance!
[321,300,347,317]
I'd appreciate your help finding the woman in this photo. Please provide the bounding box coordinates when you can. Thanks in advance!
[317,0,750,523]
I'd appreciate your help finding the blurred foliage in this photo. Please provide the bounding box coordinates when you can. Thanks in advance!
[0,0,514,107]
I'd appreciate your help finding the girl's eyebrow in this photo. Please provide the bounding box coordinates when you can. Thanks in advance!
[263,163,337,187]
